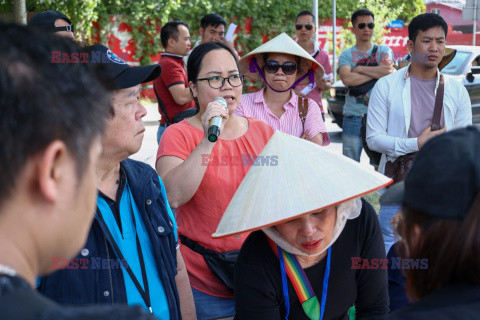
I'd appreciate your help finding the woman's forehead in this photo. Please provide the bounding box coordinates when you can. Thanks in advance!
[200,49,237,73]
[280,206,337,225]
[266,52,296,62]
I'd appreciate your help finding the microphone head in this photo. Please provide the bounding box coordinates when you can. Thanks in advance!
[213,96,227,109]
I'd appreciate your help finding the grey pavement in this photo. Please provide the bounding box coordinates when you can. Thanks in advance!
[130,101,376,172]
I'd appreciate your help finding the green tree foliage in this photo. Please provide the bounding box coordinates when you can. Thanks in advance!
[1,0,424,65]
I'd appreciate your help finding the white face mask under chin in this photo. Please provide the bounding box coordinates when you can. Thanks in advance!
[262,198,362,257]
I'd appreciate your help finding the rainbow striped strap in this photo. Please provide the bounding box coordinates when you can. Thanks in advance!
[268,238,331,320]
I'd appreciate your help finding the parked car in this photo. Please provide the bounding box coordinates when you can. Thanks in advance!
[327,80,346,128]
[327,45,480,129]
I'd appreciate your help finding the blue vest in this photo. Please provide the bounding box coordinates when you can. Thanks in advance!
[39,159,181,319]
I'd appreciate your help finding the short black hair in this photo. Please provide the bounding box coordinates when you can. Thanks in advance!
[161,20,188,49]
[0,23,110,204]
[351,9,374,25]
[200,14,226,29]
[408,13,448,42]
[295,10,315,24]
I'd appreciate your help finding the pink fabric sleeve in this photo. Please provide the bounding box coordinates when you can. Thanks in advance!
[304,99,330,146]
[233,98,245,116]
[317,49,332,77]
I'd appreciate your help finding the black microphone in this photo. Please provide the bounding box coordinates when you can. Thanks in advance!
[208,97,227,142]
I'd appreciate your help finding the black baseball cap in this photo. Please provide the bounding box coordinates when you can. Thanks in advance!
[82,44,161,90]
[28,10,74,33]
[380,126,480,220]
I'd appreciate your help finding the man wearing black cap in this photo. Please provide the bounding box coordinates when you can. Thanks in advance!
[28,10,75,39]
[39,45,196,320]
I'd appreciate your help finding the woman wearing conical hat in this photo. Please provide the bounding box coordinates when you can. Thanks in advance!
[213,132,392,320]
[234,33,330,147]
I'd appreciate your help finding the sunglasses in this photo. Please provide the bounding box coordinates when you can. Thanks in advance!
[295,23,313,31]
[265,60,297,75]
[357,22,375,30]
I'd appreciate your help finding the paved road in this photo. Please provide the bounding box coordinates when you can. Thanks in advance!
[130,101,376,172]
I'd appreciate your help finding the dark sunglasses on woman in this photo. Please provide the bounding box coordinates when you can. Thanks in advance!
[264,60,297,75]
[295,23,313,31]
[357,22,375,29]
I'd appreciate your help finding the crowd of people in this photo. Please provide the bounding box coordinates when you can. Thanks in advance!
[0,6,478,320]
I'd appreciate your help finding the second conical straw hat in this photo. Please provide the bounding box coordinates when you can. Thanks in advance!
[213,131,392,238]
[238,32,324,85]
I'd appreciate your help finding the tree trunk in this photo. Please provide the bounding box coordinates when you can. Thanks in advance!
[13,0,27,25]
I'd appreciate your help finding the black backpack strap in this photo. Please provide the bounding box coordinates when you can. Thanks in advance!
[153,86,172,126]
[368,45,379,65]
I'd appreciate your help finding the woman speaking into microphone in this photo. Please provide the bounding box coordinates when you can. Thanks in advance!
[156,42,274,320]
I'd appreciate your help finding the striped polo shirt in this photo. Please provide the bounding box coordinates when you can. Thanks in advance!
[235,88,330,146]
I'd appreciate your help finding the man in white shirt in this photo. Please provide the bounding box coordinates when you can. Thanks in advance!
[184,14,239,66]
[366,13,472,253]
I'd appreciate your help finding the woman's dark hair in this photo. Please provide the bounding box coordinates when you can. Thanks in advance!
[186,42,238,111]
[396,193,480,301]
[408,13,448,42]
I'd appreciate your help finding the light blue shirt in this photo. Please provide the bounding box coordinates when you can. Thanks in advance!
[338,44,394,116]
[97,176,177,319]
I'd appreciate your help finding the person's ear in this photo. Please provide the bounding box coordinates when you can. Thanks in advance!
[407,39,414,53]
[167,37,176,49]
[199,27,205,37]
[37,141,69,202]
[189,81,198,98]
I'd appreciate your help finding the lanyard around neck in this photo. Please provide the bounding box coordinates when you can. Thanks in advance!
[96,193,153,314]
[269,238,332,320]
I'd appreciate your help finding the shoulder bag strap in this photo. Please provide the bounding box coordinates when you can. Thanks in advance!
[431,73,444,131]
[298,97,308,128]
[368,45,379,65]
[153,86,172,125]
[179,234,207,255]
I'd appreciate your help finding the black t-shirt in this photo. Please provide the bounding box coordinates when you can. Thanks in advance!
[234,199,389,320]
[0,274,156,320]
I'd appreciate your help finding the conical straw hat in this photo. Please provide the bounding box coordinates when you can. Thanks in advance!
[439,47,456,71]
[213,131,392,238]
[238,32,324,85]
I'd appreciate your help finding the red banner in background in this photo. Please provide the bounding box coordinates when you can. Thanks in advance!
[316,18,410,63]
[95,16,477,98]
